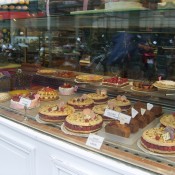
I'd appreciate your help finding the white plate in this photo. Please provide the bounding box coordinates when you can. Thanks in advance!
[61,123,89,137]
[137,139,175,158]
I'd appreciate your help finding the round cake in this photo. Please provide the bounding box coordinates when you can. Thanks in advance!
[10,93,40,109]
[92,104,121,120]
[37,87,59,101]
[141,127,175,154]
[67,95,94,110]
[59,83,76,96]
[108,95,131,111]
[160,114,175,129]
[153,80,175,89]
[38,103,75,123]
[76,74,103,82]
[64,109,103,133]
[86,93,108,104]
[0,92,11,102]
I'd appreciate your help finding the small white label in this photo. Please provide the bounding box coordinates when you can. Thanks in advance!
[147,103,154,110]
[141,108,146,116]
[104,109,120,120]
[118,113,131,124]
[163,132,171,141]
[19,97,32,108]
[131,107,138,118]
[86,134,104,149]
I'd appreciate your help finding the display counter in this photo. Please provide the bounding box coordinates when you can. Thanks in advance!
[0,70,175,175]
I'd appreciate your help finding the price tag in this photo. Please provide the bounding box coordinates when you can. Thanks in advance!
[118,113,131,124]
[86,134,104,149]
[141,108,146,116]
[147,103,153,110]
[131,107,138,118]
[104,108,120,120]
[163,132,170,141]
[19,97,32,108]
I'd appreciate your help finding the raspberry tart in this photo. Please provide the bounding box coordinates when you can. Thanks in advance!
[102,76,128,87]
[64,109,103,133]
[38,102,75,123]
[141,127,175,154]
[67,94,94,110]
[10,93,40,109]
[37,87,59,101]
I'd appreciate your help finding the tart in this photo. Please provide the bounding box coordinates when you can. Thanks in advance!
[38,103,75,123]
[10,93,40,109]
[86,93,108,104]
[9,90,30,97]
[0,92,11,102]
[37,87,59,101]
[141,127,175,154]
[64,109,103,133]
[102,76,128,87]
[132,81,157,92]
[55,71,77,79]
[76,74,103,82]
[160,114,175,129]
[108,95,131,111]
[67,95,94,110]
[37,69,57,75]
[59,83,76,96]
[92,104,121,120]
[153,80,175,89]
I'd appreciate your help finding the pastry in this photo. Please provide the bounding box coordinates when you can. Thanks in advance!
[0,92,11,102]
[92,104,121,121]
[76,74,103,82]
[10,93,40,109]
[102,76,128,87]
[64,109,103,133]
[141,127,175,154]
[108,95,131,111]
[59,83,76,96]
[55,71,77,78]
[87,92,108,104]
[132,81,157,92]
[37,87,59,101]
[153,80,175,89]
[67,94,94,110]
[160,113,175,129]
[9,90,30,97]
[37,69,57,75]
[38,102,75,123]
[105,120,131,138]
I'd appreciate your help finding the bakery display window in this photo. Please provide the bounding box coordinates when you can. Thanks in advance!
[1,0,175,174]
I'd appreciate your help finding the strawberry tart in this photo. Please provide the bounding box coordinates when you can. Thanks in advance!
[141,127,175,154]
[64,109,103,133]
[38,102,75,123]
